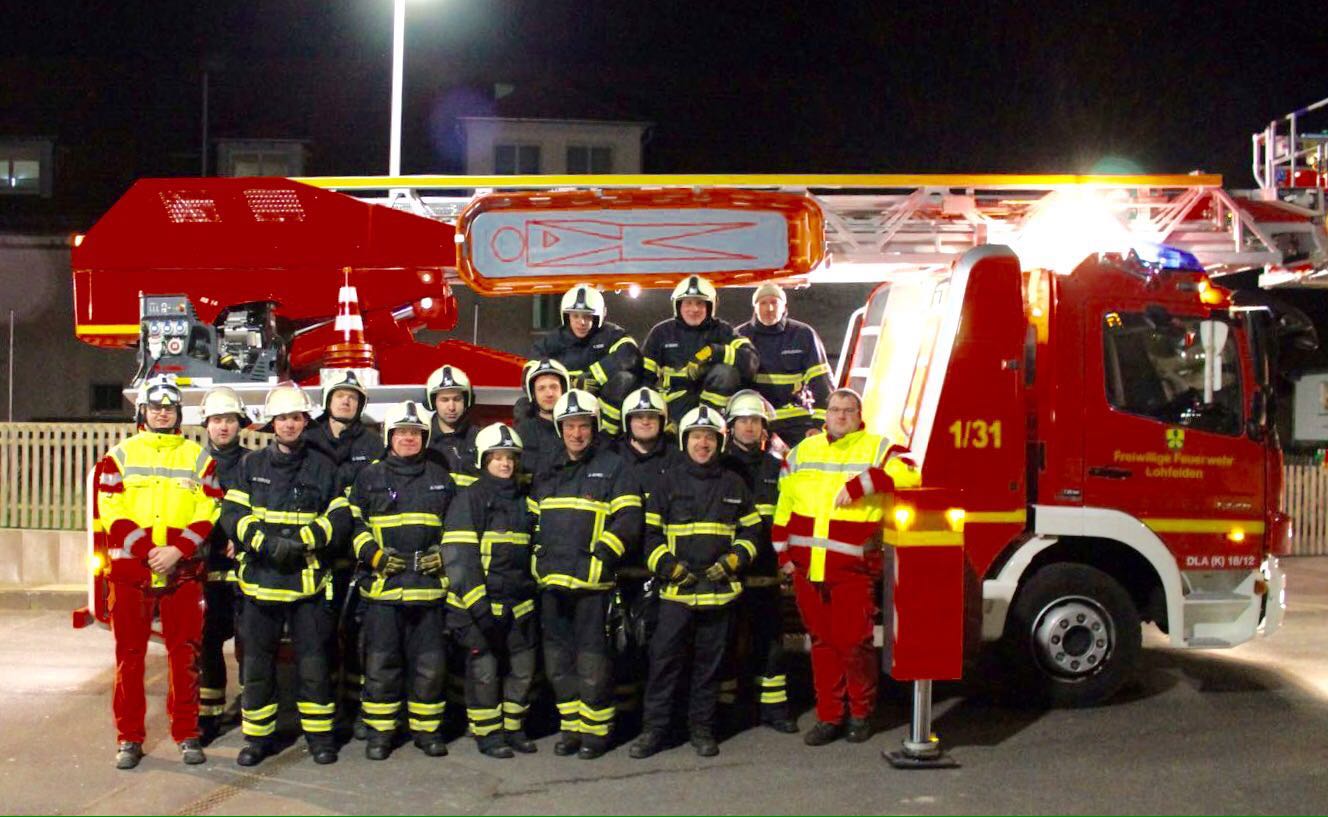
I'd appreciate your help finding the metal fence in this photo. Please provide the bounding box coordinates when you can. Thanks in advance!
[3,422,1328,555]
[0,423,268,530]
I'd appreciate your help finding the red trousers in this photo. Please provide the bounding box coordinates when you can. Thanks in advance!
[793,568,878,724]
[108,579,204,743]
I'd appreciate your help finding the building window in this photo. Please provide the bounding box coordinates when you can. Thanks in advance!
[227,151,296,177]
[0,140,52,196]
[495,144,541,174]
[532,295,561,330]
[217,140,307,177]
[91,383,127,415]
[566,145,613,174]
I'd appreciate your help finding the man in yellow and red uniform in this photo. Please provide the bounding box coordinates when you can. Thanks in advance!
[95,374,223,769]
[772,387,919,747]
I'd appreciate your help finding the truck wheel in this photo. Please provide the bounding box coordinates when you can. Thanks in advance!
[999,563,1141,708]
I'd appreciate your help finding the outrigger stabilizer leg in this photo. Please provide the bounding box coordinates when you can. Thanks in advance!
[884,680,959,769]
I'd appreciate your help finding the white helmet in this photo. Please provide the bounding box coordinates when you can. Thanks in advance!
[561,284,606,328]
[474,422,523,469]
[142,373,183,407]
[200,386,248,425]
[523,358,570,403]
[621,387,668,422]
[426,365,473,409]
[671,275,717,318]
[382,400,431,449]
[137,373,183,430]
[553,389,600,437]
[262,383,316,423]
[322,369,368,415]
[726,389,776,424]
[677,404,727,451]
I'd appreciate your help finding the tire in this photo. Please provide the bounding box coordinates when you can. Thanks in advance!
[998,563,1141,708]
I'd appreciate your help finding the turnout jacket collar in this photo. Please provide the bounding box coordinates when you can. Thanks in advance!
[382,453,426,479]
[748,315,789,334]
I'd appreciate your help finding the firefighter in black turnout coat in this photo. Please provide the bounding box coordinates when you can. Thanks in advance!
[530,389,643,759]
[533,284,643,436]
[721,389,797,733]
[443,423,540,758]
[348,401,455,760]
[197,387,249,744]
[630,405,761,759]
[221,384,352,767]
[424,364,481,488]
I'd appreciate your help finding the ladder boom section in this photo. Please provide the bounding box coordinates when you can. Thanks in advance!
[297,173,1328,285]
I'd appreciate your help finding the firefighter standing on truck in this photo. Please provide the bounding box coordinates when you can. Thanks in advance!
[197,386,250,746]
[531,389,643,759]
[641,275,759,424]
[443,423,540,759]
[515,358,570,480]
[721,389,798,733]
[97,373,222,770]
[629,405,761,759]
[348,401,455,761]
[222,384,352,767]
[773,387,919,746]
[737,283,833,442]
[534,283,643,437]
[424,364,481,487]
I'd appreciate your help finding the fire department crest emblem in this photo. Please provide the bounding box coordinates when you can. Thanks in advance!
[1165,428,1185,451]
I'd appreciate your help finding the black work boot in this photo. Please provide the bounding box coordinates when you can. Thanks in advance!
[236,741,268,767]
[803,720,843,747]
[115,741,143,770]
[629,730,666,759]
[309,741,338,765]
[178,738,206,765]
[763,716,799,734]
[690,728,719,758]
[366,738,392,761]
[414,734,448,757]
[845,717,873,743]
[199,716,221,747]
[505,730,538,754]
[577,736,608,760]
[553,732,582,756]
[478,734,515,759]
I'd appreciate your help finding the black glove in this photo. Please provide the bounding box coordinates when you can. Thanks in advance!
[374,547,407,577]
[416,548,444,577]
[267,536,306,571]
[704,552,742,582]
[663,561,698,588]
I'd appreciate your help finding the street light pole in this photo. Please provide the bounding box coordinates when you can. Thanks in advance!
[389,0,406,177]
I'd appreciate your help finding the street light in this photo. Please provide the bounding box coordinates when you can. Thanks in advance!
[389,0,406,177]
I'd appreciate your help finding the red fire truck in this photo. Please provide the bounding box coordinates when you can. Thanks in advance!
[71,171,1325,754]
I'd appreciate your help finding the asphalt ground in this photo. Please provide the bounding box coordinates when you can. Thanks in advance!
[2,559,1326,815]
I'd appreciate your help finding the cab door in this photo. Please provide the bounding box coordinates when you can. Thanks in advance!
[1082,301,1265,571]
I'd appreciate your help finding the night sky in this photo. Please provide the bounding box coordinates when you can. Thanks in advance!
[7,0,1328,193]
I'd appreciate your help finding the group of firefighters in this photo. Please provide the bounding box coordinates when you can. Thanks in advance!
[97,275,919,770]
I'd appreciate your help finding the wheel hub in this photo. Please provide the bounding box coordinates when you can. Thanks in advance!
[1031,597,1113,679]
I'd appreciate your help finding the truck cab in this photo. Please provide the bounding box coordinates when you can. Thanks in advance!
[843,244,1290,706]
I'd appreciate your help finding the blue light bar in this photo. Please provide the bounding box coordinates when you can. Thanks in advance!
[1131,242,1203,271]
